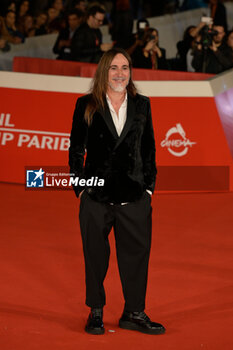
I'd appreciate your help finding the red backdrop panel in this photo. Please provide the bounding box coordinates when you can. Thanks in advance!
[0,88,232,191]
[13,57,213,80]
[0,88,79,184]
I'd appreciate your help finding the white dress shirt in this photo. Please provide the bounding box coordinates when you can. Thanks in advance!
[106,93,127,136]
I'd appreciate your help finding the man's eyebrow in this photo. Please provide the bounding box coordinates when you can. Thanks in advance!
[110,64,129,68]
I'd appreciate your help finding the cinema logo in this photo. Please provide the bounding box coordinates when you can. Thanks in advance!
[25,166,105,190]
[0,113,69,150]
[161,123,196,157]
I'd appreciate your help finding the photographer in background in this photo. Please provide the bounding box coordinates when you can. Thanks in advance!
[130,27,169,70]
[176,22,206,71]
[53,9,84,60]
[126,18,149,57]
[192,20,232,74]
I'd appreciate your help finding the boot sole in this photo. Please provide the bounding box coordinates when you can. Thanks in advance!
[119,320,165,335]
[85,326,105,335]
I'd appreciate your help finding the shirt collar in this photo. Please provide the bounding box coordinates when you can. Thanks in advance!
[106,93,127,112]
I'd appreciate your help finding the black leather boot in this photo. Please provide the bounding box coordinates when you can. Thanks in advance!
[85,308,105,335]
[119,311,165,335]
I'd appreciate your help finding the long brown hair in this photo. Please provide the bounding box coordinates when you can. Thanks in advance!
[84,47,137,125]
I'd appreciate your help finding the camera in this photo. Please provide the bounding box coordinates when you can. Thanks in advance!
[201,16,213,26]
[137,22,147,40]
[200,25,218,49]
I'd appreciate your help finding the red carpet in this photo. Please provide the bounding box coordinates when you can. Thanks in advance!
[0,183,233,350]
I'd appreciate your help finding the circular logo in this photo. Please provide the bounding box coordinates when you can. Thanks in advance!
[161,123,196,157]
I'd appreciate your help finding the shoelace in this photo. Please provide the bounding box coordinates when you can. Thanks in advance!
[135,311,151,322]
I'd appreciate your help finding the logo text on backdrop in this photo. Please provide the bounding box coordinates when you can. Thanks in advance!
[161,123,196,157]
[0,113,69,150]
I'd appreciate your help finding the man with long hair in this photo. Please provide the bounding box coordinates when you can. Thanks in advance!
[69,48,165,335]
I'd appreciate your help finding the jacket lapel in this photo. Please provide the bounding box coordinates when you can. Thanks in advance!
[99,103,119,140]
[114,94,135,150]
[98,94,136,149]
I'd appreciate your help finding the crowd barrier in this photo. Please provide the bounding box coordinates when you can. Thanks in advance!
[1,3,233,72]
[0,34,57,71]
[13,57,95,77]
[1,68,232,192]
[13,57,213,81]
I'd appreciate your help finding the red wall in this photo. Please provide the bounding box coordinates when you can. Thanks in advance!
[0,87,232,191]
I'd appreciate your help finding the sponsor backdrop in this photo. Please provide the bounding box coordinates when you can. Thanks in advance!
[0,86,232,192]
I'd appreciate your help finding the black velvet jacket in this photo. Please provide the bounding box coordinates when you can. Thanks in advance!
[69,93,157,203]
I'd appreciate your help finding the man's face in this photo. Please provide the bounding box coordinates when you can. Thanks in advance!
[48,8,58,21]
[24,15,33,29]
[75,1,86,12]
[108,54,130,93]
[213,25,225,44]
[8,2,16,12]
[68,14,80,30]
[37,13,47,26]
[89,12,104,29]
[6,12,15,27]
[20,1,29,14]
[53,0,63,11]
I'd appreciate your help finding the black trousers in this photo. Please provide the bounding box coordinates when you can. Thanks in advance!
[79,190,152,312]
